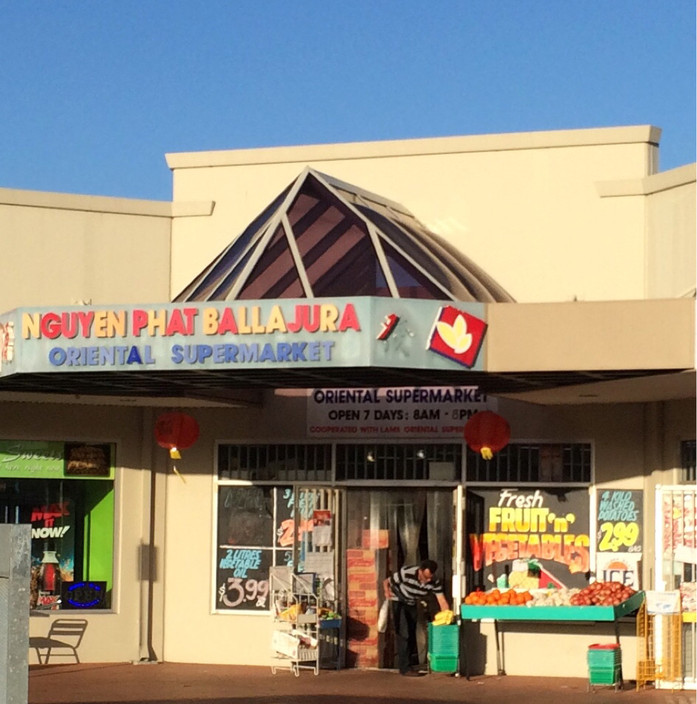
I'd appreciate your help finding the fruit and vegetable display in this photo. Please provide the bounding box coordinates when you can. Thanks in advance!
[568,581,637,606]
[464,581,638,608]
[277,602,341,622]
[277,602,305,621]
[319,607,342,621]
[464,588,534,606]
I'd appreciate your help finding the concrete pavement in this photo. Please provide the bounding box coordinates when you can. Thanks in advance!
[27,662,693,704]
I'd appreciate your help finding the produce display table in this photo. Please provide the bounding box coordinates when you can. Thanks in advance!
[460,591,645,678]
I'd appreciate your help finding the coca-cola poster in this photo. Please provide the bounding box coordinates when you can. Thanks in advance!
[30,495,75,609]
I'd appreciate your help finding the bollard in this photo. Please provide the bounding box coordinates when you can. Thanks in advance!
[0,524,31,704]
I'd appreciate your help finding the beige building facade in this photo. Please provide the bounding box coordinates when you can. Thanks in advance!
[1,126,694,681]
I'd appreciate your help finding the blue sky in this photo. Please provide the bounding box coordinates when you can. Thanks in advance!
[1,2,694,201]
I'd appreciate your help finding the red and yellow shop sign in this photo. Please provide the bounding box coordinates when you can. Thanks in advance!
[0,298,488,375]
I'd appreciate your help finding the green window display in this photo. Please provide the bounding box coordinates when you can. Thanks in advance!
[0,440,114,610]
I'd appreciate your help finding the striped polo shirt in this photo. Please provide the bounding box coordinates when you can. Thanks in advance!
[389,564,444,605]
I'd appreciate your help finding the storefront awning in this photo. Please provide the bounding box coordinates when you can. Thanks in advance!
[0,297,692,406]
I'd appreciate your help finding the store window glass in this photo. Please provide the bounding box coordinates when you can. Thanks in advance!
[466,443,591,483]
[336,443,461,481]
[214,484,337,613]
[0,440,114,611]
[218,444,332,482]
[215,485,293,613]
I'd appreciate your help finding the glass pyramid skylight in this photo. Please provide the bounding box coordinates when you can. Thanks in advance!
[174,168,514,303]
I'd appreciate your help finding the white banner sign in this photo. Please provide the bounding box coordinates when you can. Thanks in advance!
[307,386,495,439]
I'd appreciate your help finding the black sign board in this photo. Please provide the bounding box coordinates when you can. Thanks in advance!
[466,487,591,590]
[595,489,643,553]
[216,547,272,611]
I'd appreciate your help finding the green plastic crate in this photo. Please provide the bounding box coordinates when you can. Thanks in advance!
[428,623,459,657]
[429,654,459,673]
[427,623,459,674]
[588,665,622,685]
[587,646,621,668]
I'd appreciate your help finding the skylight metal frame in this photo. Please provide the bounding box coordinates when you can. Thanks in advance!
[225,169,312,301]
[281,212,313,297]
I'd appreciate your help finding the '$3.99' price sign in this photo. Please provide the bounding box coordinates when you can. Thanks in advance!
[596,490,643,553]
[218,577,269,608]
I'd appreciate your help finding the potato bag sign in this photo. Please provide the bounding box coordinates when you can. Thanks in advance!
[595,489,643,554]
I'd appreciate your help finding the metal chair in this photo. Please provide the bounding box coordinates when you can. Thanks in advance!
[30,618,88,664]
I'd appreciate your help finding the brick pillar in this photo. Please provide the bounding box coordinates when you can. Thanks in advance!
[346,548,381,668]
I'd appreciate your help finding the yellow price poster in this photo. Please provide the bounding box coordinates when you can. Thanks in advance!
[596,489,643,554]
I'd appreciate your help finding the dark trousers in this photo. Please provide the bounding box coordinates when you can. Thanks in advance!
[391,600,418,674]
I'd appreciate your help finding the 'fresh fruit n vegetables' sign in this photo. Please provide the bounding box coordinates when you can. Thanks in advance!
[466,487,590,590]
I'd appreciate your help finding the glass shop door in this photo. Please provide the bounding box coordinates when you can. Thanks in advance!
[344,488,456,670]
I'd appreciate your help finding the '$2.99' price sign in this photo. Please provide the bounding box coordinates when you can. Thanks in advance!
[596,490,642,553]
[597,521,640,552]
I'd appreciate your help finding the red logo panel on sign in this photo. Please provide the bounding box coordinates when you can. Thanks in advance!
[427,306,487,368]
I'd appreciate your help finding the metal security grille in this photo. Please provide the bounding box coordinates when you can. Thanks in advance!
[681,439,696,484]
[465,443,591,483]
[217,444,332,482]
[218,442,592,484]
[335,443,461,481]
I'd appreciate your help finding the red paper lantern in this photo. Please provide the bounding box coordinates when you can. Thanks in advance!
[155,412,200,459]
[464,411,510,460]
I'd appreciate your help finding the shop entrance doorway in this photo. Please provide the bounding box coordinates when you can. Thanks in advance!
[344,488,455,669]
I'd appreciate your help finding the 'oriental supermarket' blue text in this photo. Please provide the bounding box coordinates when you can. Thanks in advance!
[48,341,336,367]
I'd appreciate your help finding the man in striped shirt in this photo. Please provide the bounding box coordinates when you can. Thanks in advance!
[383,559,450,676]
